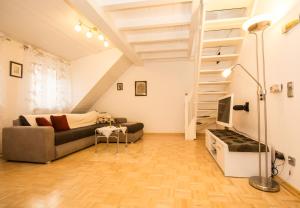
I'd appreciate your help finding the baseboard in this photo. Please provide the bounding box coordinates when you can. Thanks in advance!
[275,176,300,198]
[144,132,184,136]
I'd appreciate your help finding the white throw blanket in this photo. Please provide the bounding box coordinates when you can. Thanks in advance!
[23,111,100,129]
[96,126,127,138]
[66,111,99,129]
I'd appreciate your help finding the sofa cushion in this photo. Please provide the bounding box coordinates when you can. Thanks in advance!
[55,123,106,145]
[36,117,52,126]
[121,122,144,133]
[19,115,31,126]
[51,115,70,132]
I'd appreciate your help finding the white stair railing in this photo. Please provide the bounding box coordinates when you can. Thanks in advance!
[185,0,205,140]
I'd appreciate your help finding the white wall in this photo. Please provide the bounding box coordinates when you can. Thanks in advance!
[0,39,35,152]
[230,0,300,189]
[0,39,29,152]
[70,48,123,107]
[92,61,194,133]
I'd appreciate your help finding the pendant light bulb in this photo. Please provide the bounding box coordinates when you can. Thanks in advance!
[98,34,105,41]
[74,23,82,32]
[104,40,109,48]
[86,30,93,38]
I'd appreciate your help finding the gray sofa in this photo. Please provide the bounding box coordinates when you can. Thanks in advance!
[2,118,144,163]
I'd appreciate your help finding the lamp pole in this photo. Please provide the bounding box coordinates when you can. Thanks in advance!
[245,17,280,192]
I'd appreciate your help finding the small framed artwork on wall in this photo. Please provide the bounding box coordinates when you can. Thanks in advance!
[10,61,23,78]
[135,81,147,96]
[117,83,123,91]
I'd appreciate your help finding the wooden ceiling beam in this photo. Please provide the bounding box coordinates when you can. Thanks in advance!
[66,0,142,65]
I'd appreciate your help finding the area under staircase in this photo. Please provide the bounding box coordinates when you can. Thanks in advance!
[196,0,256,134]
[71,49,132,113]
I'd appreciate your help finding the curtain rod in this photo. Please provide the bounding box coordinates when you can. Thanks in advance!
[0,33,70,65]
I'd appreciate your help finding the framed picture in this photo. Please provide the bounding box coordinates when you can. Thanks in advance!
[135,81,147,96]
[10,61,23,78]
[117,83,123,91]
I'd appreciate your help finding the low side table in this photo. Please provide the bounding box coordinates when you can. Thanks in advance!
[95,126,127,153]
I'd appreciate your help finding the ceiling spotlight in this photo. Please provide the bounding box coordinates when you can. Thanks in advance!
[74,23,82,32]
[104,40,109,47]
[86,30,93,38]
[98,34,105,41]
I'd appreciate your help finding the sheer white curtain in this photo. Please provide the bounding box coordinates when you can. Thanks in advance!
[0,36,6,152]
[28,50,72,114]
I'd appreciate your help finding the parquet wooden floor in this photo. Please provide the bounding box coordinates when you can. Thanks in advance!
[0,134,299,208]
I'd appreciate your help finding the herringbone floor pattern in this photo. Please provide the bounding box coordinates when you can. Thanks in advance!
[0,134,299,208]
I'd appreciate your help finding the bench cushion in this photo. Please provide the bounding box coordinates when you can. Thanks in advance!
[209,129,268,152]
[121,122,144,133]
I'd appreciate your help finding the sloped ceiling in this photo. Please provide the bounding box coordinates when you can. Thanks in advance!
[0,0,109,61]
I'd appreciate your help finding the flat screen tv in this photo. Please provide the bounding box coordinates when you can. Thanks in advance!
[216,94,234,128]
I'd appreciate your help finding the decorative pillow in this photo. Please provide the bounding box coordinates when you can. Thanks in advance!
[19,115,31,126]
[36,117,52,127]
[97,112,114,124]
[114,117,127,124]
[22,114,53,126]
[50,115,70,132]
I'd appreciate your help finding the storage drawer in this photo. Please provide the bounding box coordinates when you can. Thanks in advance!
[216,142,225,171]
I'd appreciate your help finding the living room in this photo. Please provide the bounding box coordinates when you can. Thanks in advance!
[0,0,300,207]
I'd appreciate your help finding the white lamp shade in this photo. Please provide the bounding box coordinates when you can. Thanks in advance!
[222,68,232,78]
[242,14,272,32]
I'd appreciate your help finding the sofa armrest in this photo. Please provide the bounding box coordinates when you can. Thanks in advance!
[2,126,55,163]
[114,117,127,123]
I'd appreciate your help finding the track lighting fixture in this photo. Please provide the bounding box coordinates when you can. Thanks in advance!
[74,21,109,47]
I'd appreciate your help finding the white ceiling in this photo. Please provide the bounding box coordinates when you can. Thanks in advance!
[88,0,195,61]
[0,0,109,61]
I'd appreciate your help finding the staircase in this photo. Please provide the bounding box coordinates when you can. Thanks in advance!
[195,0,256,134]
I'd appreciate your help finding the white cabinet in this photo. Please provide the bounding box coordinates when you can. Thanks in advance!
[205,129,271,177]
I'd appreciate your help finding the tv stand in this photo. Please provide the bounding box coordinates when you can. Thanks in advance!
[205,129,271,177]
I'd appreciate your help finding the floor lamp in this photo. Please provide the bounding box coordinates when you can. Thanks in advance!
[222,14,280,192]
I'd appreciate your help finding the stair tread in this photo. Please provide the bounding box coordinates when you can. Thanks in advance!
[201,54,239,62]
[198,81,231,85]
[205,17,248,31]
[198,91,228,95]
[203,37,244,48]
[197,116,216,119]
[202,53,239,58]
[199,69,224,74]
[198,101,218,103]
